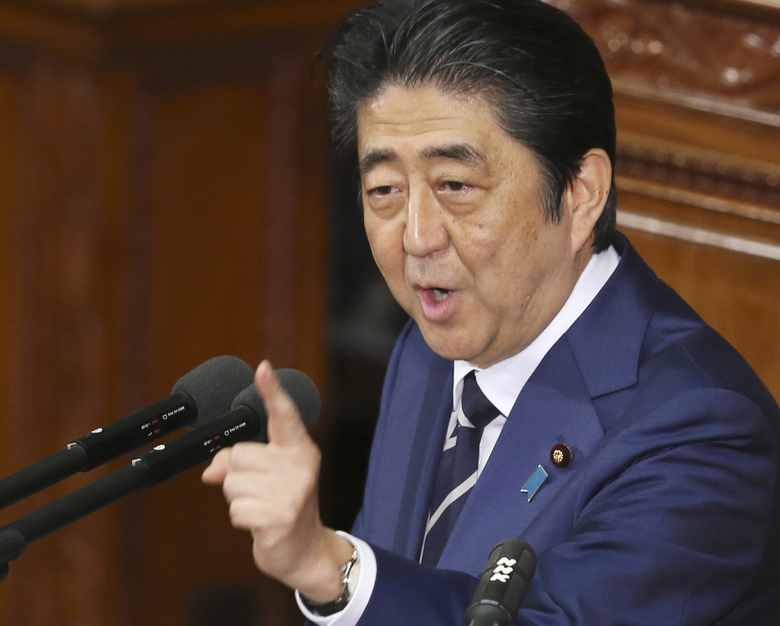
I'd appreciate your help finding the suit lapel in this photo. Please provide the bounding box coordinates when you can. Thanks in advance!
[390,355,453,560]
[437,337,604,573]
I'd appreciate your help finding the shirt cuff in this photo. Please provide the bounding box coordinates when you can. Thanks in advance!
[295,531,377,626]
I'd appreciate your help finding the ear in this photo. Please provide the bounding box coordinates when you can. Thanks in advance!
[563,149,612,254]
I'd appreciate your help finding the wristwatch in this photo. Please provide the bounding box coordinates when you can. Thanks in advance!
[300,547,360,616]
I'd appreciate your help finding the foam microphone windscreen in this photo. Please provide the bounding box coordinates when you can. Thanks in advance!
[172,356,255,428]
[231,368,321,442]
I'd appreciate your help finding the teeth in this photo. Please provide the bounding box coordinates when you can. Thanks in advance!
[432,288,450,303]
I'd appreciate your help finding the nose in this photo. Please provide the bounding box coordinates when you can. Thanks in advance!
[402,188,449,258]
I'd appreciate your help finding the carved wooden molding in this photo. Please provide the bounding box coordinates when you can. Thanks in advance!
[616,175,780,224]
[617,210,780,260]
[615,141,780,217]
[545,0,780,221]
[549,0,780,119]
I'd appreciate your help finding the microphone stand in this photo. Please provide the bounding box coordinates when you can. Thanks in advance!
[0,392,196,510]
[0,405,259,580]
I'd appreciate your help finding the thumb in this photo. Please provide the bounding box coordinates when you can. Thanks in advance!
[255,360,311,447]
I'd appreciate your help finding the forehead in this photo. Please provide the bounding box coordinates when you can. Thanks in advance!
[356,84,516,167]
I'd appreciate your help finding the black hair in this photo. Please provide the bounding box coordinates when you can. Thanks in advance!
[321,0,617,251]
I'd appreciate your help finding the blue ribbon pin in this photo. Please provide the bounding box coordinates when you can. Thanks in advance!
[520,465,548,502]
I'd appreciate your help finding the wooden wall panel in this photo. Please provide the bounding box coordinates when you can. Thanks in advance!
[0,2,336,624]
[124,45,329,626]
[0,68,18,485]
[0,55,131,626]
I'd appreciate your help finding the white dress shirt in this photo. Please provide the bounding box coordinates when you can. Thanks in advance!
[298,245,620,625]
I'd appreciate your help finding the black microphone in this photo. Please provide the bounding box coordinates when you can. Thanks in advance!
[133,368,320,484]
[0,355,254,510]
[464,539,537,626]
[0,368,320,580]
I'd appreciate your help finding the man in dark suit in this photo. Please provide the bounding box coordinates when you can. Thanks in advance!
[203,0,780,623]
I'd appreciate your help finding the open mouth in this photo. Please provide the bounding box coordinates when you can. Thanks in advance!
[431,288,452,303]
[417,286,458,321]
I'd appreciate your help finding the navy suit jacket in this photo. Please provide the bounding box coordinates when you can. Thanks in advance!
[345,234,780,624]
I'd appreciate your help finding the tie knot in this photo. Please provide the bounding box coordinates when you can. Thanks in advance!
[460,371,500,430]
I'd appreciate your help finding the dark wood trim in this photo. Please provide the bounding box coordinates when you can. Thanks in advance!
[0,0,359,61]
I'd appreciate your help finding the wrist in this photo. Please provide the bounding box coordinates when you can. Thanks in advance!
[299,535,359,615]
[296,532,355,602]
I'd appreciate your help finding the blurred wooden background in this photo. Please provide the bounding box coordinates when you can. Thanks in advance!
[0,0,777,624]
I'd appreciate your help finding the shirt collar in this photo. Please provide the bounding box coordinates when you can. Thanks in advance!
[452,245,620,416]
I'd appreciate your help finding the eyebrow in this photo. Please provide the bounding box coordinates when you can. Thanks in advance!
[420,143,488,167]
[359,149,395,175]
[359,142,489,176]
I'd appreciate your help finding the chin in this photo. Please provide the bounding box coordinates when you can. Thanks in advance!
[418,324,485,364]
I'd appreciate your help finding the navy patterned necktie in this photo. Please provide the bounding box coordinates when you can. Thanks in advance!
[421,371,501,567]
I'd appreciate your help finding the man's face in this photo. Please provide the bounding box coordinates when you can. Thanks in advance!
[357,84,593,368]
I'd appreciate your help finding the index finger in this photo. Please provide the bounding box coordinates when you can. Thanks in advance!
[255,360,311,447]
[201,447,233,485]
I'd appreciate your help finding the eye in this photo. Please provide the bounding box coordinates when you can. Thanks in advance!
[371,185,397,196]
[439,180,473,193]
[364,183,404,215]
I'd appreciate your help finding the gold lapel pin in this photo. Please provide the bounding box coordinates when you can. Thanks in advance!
[550,443,573,468]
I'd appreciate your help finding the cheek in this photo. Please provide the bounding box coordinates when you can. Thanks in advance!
[365,217,405,282]
[454,212,535,282]
[458,218,548,315]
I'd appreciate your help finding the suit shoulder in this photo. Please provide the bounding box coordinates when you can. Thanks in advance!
[644,280,776,414]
